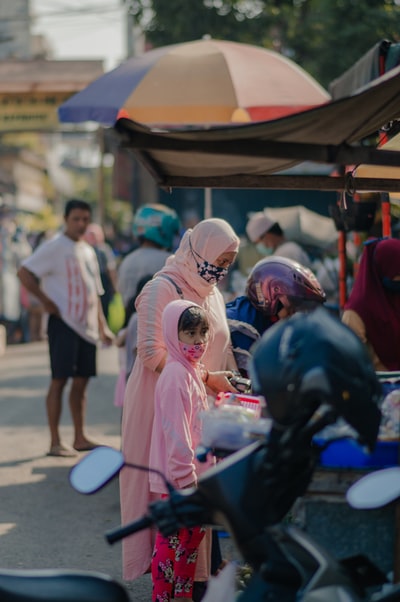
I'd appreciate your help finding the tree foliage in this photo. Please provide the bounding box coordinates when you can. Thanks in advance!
[127,0,400,88]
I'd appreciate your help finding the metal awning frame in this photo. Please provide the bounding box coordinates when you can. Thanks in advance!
[112,62,400,195]
[117,128,400,192]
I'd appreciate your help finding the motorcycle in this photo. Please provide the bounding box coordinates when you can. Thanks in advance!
[0,567,130,602]
[0,398,394,602]
[0,412,396,602]
[0,419,395,602]
[64,402,400,601]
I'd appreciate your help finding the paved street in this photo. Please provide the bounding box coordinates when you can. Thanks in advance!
[0,340,238,601]
[0,340,152,600]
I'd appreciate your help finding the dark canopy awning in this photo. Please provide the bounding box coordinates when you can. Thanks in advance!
[114,63,400,193]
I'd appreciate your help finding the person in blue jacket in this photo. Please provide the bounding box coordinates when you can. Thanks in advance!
[226,255,326,376]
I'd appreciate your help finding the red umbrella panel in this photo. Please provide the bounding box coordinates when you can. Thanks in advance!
[58,39,330,127]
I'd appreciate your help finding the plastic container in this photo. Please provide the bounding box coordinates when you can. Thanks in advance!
[215,392,263,418]
[315,438,399,469]
[201,406,271,451]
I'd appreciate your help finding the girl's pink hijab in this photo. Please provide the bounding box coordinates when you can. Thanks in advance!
[161,218,240,298]
[345,237,400,370]
[162,299,206,388]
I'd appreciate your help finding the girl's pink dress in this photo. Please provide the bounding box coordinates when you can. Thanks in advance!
[120,219,239,580]
[150,299,214,600]
[150,299,214,491]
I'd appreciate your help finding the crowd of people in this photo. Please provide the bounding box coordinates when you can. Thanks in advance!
[9,197,400,601]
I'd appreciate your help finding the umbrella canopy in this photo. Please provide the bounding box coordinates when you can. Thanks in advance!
[113,63,400,189]
[58,38,330,126]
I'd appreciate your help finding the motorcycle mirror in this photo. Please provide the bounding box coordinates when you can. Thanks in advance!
[346,466,400,509]
[69,446,124,494]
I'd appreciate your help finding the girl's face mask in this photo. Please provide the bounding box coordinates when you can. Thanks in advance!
[179,341,207,362]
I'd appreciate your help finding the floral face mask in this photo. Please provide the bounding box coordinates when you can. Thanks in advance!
[190,240,229,284]
[179,341,207,362]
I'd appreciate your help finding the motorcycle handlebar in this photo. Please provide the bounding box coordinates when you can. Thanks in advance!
[105,514,154,544]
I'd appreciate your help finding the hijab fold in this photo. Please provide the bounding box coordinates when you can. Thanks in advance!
[162,299,206,392]
[160,218,240,301]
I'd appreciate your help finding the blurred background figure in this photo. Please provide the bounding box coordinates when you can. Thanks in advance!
[226,256,326,376]
[113,274,153,411]
[0,219,32,344]
[113,204,181,413]
[245,210,312,268]
[117,203,181,311]
[342,237,400,371]
[84,223,118,322]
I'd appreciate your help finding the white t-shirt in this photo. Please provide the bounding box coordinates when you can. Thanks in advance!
[22,233,104,344]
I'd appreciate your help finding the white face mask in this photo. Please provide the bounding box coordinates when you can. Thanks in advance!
[256,242,273,256]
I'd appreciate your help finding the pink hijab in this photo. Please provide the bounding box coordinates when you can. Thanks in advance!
[162,299,207,392]
[345,237,400,370]
[160,218,240,299]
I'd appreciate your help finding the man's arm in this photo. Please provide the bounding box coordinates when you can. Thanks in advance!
[17,266,60,316]
[97,297,114,345]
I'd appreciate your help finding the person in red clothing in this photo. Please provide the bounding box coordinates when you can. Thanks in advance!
[342,237,400,371]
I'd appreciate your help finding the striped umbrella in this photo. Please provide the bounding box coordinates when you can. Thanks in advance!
[58,38,330,127]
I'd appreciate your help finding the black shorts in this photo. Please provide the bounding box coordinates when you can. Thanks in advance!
[47,315,97,379]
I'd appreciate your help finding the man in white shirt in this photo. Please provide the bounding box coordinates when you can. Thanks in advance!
[18,199,114,457]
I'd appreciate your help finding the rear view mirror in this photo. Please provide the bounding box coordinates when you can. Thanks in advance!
[69,446,124,494]
[346,466,400,509]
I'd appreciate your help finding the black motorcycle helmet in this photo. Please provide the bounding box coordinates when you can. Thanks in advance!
[248,307,382,450]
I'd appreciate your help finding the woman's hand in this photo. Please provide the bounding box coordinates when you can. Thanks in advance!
[206,370,236,394]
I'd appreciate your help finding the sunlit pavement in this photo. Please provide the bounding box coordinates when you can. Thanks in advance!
[0,340,238,601]
[0,340,153,601]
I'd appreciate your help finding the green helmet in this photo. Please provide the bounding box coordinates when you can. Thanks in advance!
[133,204,180,249]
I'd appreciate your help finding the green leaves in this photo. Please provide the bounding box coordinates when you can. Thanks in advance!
[131,0,400,88]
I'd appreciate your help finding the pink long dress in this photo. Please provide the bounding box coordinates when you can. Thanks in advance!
[120,218,239,580]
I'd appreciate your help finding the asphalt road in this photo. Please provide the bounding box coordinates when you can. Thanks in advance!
[0,340,153,600]
[0,340,238,601]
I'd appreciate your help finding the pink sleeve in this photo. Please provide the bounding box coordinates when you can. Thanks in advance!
[136,278,180,372]
[157,367,196,488]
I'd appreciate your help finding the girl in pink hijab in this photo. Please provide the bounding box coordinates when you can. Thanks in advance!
[120,218,240,586]
[150,300,214,601]
[342,237,400,371]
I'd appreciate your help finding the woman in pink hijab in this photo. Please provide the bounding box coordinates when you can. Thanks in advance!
[342,237,400,371]
[120,218,240,586]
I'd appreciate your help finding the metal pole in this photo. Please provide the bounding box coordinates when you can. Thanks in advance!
[204,187,212,219]
[338,230,347,312]
[97,126,105,226]
[124,1,135,58]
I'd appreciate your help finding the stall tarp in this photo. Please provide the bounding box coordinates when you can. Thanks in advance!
[355,131,400,182]
[328,40,400,100]
[328,40,388,99]
[114,62,400,191]
[260,205,338,250]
